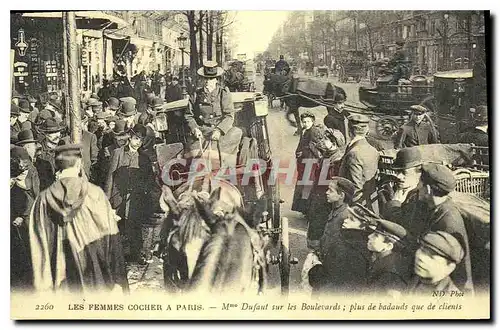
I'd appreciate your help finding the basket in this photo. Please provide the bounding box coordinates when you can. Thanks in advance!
[453,169,490,200]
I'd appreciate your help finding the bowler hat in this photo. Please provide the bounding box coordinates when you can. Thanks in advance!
[128,123,147,139]
[119,102,137,117]
[418,231,464,264]
[370,219,407,242]
[107,97,120,110]
[113,120,128,135]
[48,95,62,110]
[151,97,165,110]
[392,148,423,170]
[422,163,456,193]
[119,96,137,106]
[15,130,37,146]
[11,103,20,117]
[87,98,101,107]
[18,99,31,113]
[197,60,224,78]
[38,118,65,133]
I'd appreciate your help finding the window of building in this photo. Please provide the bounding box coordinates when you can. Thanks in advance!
[430,20,436,35]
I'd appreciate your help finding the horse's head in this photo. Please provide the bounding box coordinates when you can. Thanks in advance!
[161,175,245,281]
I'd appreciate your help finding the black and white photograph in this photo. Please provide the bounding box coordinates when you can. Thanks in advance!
[9,10,490,320]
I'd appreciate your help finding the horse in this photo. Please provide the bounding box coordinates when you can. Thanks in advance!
[159,174,267,295]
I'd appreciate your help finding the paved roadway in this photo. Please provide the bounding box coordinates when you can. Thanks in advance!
[128,73,393,295]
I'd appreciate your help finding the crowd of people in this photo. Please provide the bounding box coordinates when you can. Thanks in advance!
[293,93,489,297]
[10,55,489,298]
[10,59,248,294]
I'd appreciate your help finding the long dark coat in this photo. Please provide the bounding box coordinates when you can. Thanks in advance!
[319,203,371,294]
[11,164,39,290]
[425,197,474,294]
[306,148,344,242]
[291,125,323,214]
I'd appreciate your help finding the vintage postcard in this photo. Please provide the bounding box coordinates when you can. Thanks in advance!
[10,10,490,320]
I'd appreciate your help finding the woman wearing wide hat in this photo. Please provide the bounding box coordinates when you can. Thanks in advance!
[183,60,243,168]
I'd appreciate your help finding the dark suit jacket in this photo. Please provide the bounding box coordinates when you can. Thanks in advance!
[338,138,379,205]
[185,86,235,135]
[366,251,412,295]
[395,121,439,148]
[425,198,473,294]
[82,130,98,180]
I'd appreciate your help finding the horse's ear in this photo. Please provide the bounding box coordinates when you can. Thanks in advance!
[209,186,222,203]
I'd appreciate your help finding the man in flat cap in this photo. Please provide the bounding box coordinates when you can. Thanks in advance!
[184,60,243,168]
[338,114,379,211]
[105,124,156,265]
[411,231,465,295]
[311,178,371,296]
[28,142,128,294]
[421,163,473,293]
[394,104,439,148]
[364,219,412,297]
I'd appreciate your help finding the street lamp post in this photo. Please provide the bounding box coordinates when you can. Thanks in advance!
[177,32,188,98]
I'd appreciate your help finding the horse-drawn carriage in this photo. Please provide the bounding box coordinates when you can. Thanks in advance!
[356,68,483,142]
[337,50,367,83]
[316,65,329,78]
[153,93,296,295]
[304,61,314,76]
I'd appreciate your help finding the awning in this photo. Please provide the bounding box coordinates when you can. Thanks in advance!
[21,11,128,29]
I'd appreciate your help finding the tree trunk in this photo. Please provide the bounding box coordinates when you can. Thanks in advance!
[207,12,214,60]
[367,27,375,61]
[198,11,204,66]
[187,10,198,80]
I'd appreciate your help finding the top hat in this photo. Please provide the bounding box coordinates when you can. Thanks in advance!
[197,60,224,78]
[112,120,128,135]
[16,129,38,146]
[392,148,423,170]
[119,102,137,117]
[107,97,120,110]
[38,118,65,133]
[18,99,31,113]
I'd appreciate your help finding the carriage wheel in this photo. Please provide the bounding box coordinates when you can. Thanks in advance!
[279,216,290,295]
[375,116,400,140]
